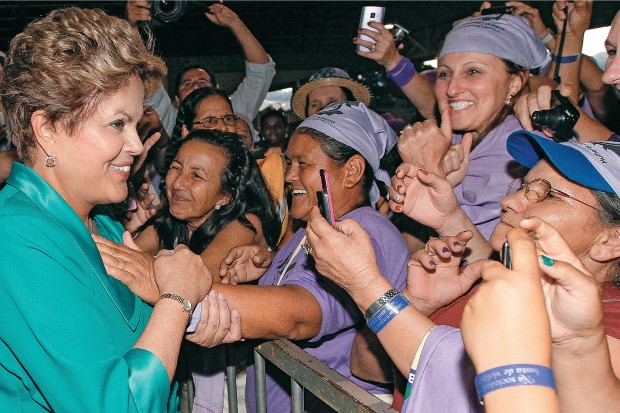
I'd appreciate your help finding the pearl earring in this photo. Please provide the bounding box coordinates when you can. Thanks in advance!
[505,94,514,106]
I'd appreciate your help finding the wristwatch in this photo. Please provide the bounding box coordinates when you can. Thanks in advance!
[158,293,193,318]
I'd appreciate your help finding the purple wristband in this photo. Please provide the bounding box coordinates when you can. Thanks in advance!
[387,57,416,87]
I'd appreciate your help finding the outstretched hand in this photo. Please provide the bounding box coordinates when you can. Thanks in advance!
[219,244,273,284]
[186,290,243,347]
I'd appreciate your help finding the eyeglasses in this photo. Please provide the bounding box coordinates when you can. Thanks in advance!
[192,114,240,128]
[507,178,602,211]
[180,79,210,90]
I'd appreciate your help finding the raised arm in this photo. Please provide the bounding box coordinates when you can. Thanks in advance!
[354,21,437,120]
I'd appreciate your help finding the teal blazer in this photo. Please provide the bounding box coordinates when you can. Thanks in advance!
[0,163,176,412]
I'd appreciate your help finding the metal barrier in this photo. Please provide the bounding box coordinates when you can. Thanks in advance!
[186,339,398,412]
[253,339,399,413]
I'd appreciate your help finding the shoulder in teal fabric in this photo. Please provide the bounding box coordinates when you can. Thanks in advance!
[0,163,174,412]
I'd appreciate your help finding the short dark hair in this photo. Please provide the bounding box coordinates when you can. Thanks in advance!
[593,190,620,287]
[174,64,217,97]
[260,109,287,128]
[303,87,356,118]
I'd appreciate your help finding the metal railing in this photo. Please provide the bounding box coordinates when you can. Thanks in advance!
[187,339,398,413]
[253,339,398,413]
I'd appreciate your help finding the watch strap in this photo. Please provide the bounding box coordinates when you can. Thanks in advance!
[364,288,399,321]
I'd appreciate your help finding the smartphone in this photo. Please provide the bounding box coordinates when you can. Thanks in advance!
[481,5,515,15]
[501,241,512,269]
[317,169,336,227]
[357,6,385,52]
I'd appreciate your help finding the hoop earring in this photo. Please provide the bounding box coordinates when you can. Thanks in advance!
[505,94,513,106]
[214,204,221,210]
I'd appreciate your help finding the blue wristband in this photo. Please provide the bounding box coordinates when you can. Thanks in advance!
[475,364,556,404]
[550,52,581,63]
[386,57,416,87]
[367,293,410,334]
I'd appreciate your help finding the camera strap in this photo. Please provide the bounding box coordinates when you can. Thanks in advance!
[553,6,570,84]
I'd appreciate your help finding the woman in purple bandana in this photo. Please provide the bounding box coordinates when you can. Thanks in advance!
[398,13,548,241]
[211,101,410,412]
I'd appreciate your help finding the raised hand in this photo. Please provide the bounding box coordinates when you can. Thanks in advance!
[397,106,453,176]
[206,2,241,29]
[219,244,273,284]
[519,217,603,342]
[354,21,403,70]
[461,228,551,373]
[405,231,482,316]
[125,182,158,235]
[126,0,151,27]
[389,162,460,231]
[443,132,473,187]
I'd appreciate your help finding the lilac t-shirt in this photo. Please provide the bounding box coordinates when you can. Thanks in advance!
[401,326,481,413]
[245,206,409,413]
[453,115,528,239]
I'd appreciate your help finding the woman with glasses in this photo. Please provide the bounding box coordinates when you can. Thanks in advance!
[306,129,620,411]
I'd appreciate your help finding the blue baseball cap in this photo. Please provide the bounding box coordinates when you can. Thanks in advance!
[507,130,620,195]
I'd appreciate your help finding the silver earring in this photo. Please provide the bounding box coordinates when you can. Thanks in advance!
[505,94,513,106]
[45,154,57,168]
[214,205,221,210]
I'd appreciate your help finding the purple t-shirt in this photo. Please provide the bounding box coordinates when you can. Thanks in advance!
[453,115,528,239]
[401,326,481,413]
[245,206,409,412]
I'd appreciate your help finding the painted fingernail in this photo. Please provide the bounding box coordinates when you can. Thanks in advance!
[353,37,358,42]
[453,241,463,248]
[429,260,437,267]
[541,255,555,266]
[210,290,217,298]
[396,185,403,192]
[394,205,402,212]
[419,169,429,176]
[442,247,450,254]
[218,293,226,300]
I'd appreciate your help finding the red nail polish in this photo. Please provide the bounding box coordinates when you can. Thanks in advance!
[429,260,437,267]
[396,185,402,192]
[395,205,402,212]
[419,169,429,176]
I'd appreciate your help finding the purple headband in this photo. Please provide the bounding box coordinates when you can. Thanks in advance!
[298,101,397,206]
[440,14,547,69]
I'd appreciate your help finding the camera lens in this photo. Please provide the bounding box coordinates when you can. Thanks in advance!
[531,107,565,130]
[152,0,187,24]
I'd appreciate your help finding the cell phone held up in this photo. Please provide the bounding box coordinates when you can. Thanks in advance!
[317,169,336,227]
[357,6,385,52]
[501,241,512,270]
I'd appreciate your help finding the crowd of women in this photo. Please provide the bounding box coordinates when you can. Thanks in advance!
[0,0,619,412]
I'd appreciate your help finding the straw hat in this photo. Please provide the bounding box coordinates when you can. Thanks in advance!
[291,68,371,119]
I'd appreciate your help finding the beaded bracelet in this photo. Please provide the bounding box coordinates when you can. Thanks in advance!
[475,364,556,404]
[386,56,416,87]
[367,293,410,334]
[550,52,582,63]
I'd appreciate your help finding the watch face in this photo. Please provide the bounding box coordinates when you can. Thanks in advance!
[182,298,192,312]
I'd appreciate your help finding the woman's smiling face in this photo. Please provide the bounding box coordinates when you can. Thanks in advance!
[435,51,522,134]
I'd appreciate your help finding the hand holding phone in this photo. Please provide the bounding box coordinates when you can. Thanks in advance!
[357,6,385,52]
[317,169,336,227]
